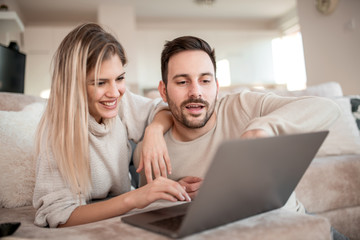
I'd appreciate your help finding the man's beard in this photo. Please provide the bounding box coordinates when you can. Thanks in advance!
[166,93,216,129]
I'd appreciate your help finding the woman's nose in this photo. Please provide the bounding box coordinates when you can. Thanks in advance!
[106,81,120,98]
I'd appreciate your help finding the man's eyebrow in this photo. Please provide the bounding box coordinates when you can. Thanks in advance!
[173,74,189,80]
[200,72,214,77]
[172,72,214,80]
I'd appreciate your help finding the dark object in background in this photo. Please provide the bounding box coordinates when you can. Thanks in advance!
[0,42,26,93]
[350,98,360,130]
[350,98,360,112]
[0,222,21,237]
[0,4,9,11]
[8,41,20,51]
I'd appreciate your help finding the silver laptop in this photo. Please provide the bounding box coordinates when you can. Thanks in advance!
[122,131,328,238]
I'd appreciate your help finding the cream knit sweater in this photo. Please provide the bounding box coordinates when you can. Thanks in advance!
[33,90,165,228]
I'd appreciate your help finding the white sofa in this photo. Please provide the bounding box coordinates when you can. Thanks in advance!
[0,82,359,239]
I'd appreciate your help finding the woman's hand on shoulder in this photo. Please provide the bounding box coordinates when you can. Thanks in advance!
[127,177,191,209]
[136,122,172,183]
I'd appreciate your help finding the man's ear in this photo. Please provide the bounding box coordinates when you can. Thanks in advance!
[158,81,168,103]
[216,78,220,99]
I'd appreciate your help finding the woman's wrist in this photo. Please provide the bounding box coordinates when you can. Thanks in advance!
[121,191,137,210]
[146,122,165,135]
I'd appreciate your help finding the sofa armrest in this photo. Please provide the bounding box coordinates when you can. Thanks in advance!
[0,92,44,111]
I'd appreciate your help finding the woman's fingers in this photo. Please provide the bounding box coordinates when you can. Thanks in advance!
[144,156,154,183]
[153,177,191,202]
[136,159,144,173]
[151,156,162,179]
[163,151,172,175]
[148,149,171,179]
[157,156,168,178]
[157,193,178,202]
[133,177,191,209]
[141,151,171,183]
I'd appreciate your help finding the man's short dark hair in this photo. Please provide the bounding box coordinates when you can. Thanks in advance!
[161,36,216,86]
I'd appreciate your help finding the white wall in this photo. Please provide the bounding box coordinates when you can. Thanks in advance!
[136,27,278,92]
[98,4,139,93]
[21,22,279,96]
[297,0,360,95]
[23,26,73,96]
[9,2,288,97]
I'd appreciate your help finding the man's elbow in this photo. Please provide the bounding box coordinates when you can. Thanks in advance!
[318,97,342,124]
[328,97,342,120]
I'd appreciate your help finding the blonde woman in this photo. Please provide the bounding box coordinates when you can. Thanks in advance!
[33,23,190,228]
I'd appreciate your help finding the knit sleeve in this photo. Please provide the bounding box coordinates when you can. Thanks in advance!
[33,151,84,228]
[236,90,341,136]
[118,90,168,143]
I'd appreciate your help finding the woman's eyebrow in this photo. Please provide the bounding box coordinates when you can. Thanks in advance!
[117,72,126,78]
[90,72,126,82]
[100,71,126,80]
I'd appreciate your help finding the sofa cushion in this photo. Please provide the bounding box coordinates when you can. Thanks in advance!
[0,202,332,240]
[296,154,360,213]
[251,81,343,98]
[0,102,45,208]
[252,82,360,157]
[319,205,360,240]
[316,97,360,157]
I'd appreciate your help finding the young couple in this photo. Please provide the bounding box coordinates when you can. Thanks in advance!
[33,23,340,231]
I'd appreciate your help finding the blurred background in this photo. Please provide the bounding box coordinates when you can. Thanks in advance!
[0,0,359,97]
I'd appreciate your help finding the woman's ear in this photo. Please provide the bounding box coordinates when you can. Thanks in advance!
[158,81,168,103]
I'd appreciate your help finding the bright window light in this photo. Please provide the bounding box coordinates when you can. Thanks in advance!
[272,32,307,91]
[216,59,231,87]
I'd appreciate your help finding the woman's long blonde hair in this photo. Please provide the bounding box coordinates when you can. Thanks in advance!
[35,23,127,198]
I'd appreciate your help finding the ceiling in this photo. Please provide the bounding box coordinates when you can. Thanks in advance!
[13,0,297,25]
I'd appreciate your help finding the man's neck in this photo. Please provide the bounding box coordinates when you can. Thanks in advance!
[171,113,217,142]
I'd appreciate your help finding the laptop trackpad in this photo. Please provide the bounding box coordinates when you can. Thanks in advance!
[150,214,185,231]
[147,203,190,231]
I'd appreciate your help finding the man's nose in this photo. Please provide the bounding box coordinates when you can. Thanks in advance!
[188,82,202,98]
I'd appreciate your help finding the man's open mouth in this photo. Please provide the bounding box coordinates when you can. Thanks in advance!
[185,104,205,110]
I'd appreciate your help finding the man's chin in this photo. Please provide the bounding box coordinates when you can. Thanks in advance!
[183,119,207,129]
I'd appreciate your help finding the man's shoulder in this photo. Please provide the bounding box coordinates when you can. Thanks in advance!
[217,89,249,107]
[217,89,274,107]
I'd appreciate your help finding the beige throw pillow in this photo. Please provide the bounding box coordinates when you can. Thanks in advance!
[0,102,45,208]
[316,98,360,157]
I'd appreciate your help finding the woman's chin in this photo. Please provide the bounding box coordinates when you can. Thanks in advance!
[102,115,117,121]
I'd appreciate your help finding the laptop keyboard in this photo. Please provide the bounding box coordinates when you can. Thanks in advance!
[150,214,185,231]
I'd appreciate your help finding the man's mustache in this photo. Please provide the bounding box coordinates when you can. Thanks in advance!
[181,98,209,108]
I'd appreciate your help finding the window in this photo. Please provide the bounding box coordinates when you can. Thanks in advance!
[216,59,231,87]
[272,32,307,91]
